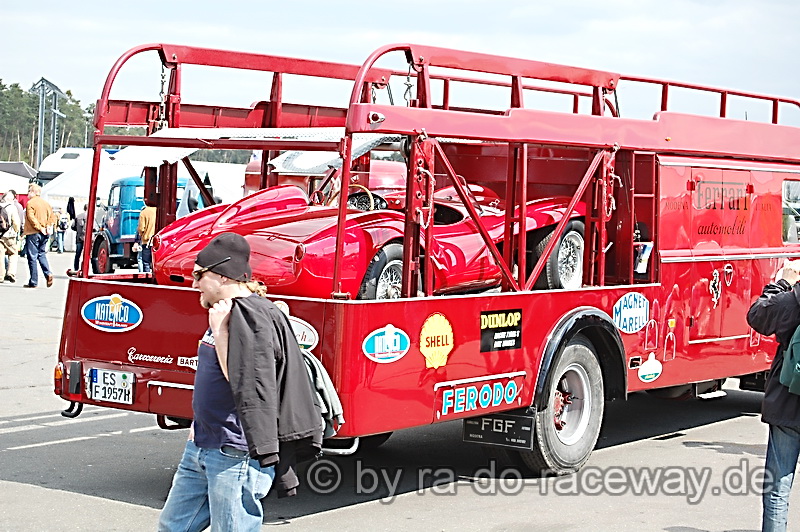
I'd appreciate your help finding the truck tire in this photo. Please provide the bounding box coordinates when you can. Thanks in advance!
[358,243,404,300]
[532,220,584,289]
[92,239,113,274]
[519,334,604,475]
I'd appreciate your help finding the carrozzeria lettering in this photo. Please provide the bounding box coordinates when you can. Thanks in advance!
[127,347,174,365]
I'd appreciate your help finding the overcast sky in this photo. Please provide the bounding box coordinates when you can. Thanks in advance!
[2,0,798,123]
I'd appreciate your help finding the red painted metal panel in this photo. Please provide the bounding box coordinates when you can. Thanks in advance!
[58,41,800,445]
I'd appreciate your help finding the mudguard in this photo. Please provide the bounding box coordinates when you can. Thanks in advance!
[533,306,627,409]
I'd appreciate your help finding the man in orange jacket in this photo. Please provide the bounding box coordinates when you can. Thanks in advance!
[23,183,56,288]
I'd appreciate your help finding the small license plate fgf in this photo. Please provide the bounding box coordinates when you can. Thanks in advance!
[463,412,535,450]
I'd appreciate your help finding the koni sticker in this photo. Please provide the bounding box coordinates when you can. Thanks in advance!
[420,313,454,369]
[362,324,411,363]
[612,292,650,334]
[81,294,143,332]
[480,309,522,352]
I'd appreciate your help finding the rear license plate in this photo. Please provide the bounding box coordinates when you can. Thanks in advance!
[88,368,134,405]
[463,412,535,450]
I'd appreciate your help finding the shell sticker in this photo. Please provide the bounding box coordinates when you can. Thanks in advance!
[420,313,454,369]
[613,292,650,334]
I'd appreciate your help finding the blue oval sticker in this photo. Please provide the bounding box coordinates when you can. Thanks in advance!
[81,294,143,333]
[362,324,411,363]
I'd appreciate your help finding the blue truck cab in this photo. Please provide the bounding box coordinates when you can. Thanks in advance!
[92,175,188,273]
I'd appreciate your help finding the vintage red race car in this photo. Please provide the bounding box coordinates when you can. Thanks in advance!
[152,162,586,298]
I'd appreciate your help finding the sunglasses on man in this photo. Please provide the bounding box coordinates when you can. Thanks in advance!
[191,257,231,281]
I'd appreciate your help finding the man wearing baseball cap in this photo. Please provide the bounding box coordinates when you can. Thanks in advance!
[159,232,322,532]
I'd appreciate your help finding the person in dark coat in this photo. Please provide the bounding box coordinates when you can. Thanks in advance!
[747,260,800,532]
[71,204,88,272]
[66,196,76,221]
[159,232,322,532]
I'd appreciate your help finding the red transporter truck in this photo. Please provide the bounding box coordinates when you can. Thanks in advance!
[56,42,800,475]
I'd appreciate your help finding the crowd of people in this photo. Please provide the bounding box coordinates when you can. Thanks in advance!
[0,184,158,285]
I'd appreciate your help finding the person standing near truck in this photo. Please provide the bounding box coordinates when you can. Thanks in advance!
[72,204,88,272]
[747,260,800,532]
[158,232,322,532]
[136,205,156,273]
[0,191,20,283]
[23,183,55,288]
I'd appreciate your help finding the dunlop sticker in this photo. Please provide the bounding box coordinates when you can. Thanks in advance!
[480,309,522,352]
[420,313,454,369]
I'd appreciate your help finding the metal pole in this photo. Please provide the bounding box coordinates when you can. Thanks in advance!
[50,93,58,154]
[36,85,45,169]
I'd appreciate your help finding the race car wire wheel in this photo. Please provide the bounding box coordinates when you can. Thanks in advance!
[358,243,404,300]
[532,219,585,290]
[557,228,584,290]
[376,259,403,299]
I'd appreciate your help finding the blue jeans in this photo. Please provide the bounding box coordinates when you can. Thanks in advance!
[159,441,275,532]
[763,424,800,532]
[24,232,52,287]
[137,244,152,273]
[56,231,65,253]
[74,241,84,271]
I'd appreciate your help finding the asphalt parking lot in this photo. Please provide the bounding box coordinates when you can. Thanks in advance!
[1,251,798,531]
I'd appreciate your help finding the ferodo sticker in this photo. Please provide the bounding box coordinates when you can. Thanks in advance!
[613,292,650,334]
[81,294,143,332]
[436,374,524,419]
[420,313,454,369]
[480,309,522,352]
[362,324,411,363]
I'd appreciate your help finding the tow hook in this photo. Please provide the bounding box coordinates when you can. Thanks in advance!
[61,401,83,418]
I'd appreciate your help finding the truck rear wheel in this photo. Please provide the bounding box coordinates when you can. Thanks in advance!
[519,334,604,475]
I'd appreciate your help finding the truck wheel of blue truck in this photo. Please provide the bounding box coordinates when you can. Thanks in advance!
[92,238,113,274]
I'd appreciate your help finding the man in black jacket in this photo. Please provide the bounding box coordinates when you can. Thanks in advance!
[159,232,322,532]
[747,260,800,532]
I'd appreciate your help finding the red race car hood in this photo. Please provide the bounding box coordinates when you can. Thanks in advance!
[153,185,389,287]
